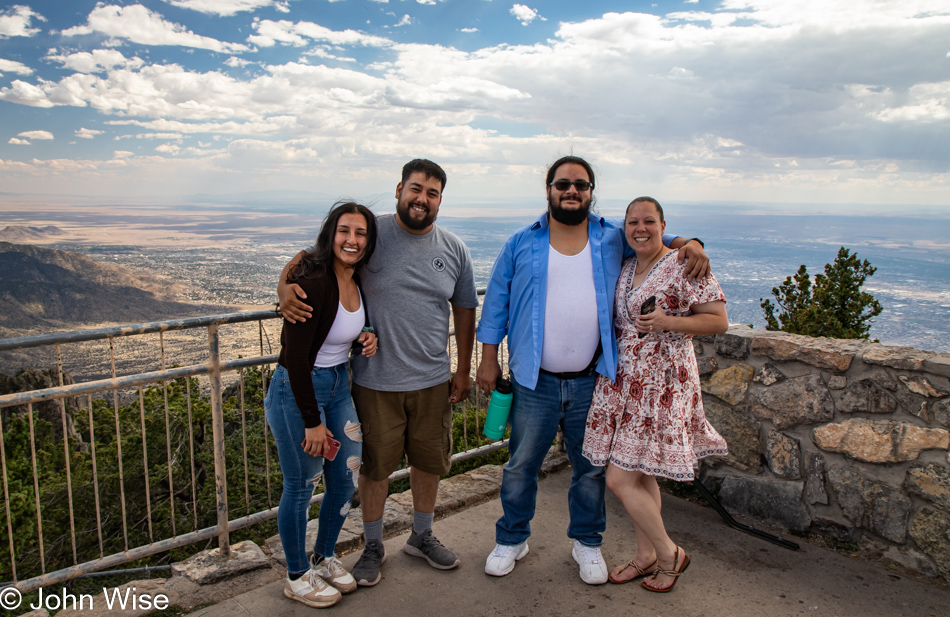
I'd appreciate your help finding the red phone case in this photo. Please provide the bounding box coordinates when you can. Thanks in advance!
[324,437,341,461]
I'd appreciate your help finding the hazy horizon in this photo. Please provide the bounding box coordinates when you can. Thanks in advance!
[3,201,948,352]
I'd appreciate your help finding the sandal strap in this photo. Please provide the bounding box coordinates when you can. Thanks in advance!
[618,558,656,577]
[651,547,684,578]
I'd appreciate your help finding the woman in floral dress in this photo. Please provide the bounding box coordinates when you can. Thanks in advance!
[582,197,728,593]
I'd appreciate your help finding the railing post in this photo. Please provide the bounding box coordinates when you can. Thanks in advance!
[4,307,512,590]
[208,324,230,556]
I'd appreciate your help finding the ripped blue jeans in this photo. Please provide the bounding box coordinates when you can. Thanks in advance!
[265,363,362,576]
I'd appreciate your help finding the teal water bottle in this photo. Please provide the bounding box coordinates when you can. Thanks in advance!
[483,377,513,440]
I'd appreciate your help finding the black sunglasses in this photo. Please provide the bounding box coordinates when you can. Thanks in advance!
[548,179,593,192]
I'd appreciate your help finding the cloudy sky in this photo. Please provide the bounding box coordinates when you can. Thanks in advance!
[1,0,948,208]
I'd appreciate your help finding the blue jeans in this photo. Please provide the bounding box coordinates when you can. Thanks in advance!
[495,372,606,547]
[265,363,362,576]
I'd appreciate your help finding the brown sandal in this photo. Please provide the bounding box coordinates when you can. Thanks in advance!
[608,559,657,584]
[641,547,690,593]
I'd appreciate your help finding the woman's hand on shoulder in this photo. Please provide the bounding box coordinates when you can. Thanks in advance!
[358,331,377,357]
[302,425,332,457]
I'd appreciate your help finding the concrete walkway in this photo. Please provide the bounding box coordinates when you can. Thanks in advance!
[190,469,947,617]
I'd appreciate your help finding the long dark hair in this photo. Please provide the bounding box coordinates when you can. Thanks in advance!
[288,201,378,282]
[545,155,596,190]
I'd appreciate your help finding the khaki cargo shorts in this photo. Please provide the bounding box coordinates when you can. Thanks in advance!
[351,381,453,481]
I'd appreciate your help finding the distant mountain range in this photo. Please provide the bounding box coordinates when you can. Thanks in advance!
[0,225,65,243]
[0,241,228,333]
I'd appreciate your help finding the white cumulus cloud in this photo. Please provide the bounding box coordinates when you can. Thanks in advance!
[2,1,949,203]
[164,0,289,16]
[248,19,393,48]
[62,4,248,53]
[76,127,105,139]
[0,57,33,75]
[46,49,146,73]
[872,81,950,123]
[303,47,357,62]
[0,5,45,38]
[224,56,252,67]
[510,4,544,26]
[18,130,54,140]
[8,137,30,145]
[115,131,184,140]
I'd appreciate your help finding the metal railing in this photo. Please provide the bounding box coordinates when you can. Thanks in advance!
[0,293,507,593]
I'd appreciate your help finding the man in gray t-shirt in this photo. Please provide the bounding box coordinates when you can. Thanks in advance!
[349,213,477,391]
[279,159,477,588]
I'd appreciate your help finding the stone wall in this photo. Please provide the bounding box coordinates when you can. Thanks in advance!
[696,326,950,580]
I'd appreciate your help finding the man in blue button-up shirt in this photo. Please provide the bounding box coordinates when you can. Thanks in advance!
[476,156,707,585]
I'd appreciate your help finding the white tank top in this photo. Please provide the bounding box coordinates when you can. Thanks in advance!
[314,291,365,367]
[540,241,600,373]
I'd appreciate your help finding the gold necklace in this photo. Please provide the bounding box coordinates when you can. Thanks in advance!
[635,252,661,275]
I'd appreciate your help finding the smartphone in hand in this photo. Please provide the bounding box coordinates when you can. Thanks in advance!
[638,295,657,339]
[324,437,341,461]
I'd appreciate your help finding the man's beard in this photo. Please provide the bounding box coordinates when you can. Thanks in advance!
[396,199,436,230]
[548,194,591,226]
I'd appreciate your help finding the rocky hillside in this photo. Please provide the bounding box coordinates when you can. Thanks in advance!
[0,225,65,243]
[0,241,227,331]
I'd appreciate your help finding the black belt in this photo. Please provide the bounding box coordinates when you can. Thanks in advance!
[539,342,602,380]
[539,365,596,380]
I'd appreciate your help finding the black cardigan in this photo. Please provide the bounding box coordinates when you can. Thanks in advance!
[277,268,367,428]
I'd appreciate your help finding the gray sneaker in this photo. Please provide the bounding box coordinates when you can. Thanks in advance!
[403,529,460,570]
[353,539,387,587]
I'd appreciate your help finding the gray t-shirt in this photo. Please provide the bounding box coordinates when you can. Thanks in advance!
[351,214,478,392]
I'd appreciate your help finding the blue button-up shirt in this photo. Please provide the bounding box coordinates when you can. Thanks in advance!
[477,212,675,390]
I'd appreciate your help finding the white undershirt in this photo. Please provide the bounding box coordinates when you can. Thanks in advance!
[314,291,365,367]
[540,241,601,373]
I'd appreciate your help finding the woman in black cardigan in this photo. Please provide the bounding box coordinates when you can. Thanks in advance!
[266,201,378,609]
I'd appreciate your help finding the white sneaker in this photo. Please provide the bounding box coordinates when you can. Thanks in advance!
[485,542,529,577]
[284,569,342,608]
[312,554,357,594]
[571,540,608,585]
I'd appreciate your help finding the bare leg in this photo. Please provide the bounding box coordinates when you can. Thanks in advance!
[409,467,440,513]
[631,474,663,568]
[605,464,681,589]
[358,475,389,522]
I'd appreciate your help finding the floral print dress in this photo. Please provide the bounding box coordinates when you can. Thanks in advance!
[582,251,728,481]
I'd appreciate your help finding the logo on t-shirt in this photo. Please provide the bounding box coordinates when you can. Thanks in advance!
[432,257,446,272]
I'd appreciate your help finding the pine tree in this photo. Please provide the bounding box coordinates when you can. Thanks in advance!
[760,247,882,339]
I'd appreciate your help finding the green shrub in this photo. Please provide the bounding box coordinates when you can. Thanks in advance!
[760,247,882,339]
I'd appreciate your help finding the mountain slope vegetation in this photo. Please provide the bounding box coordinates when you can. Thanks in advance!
[0,241,224,331]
